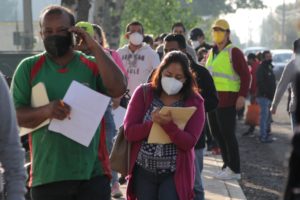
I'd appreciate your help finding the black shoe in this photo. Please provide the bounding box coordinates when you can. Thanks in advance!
[119,176,126,185]
[243,131,250,136]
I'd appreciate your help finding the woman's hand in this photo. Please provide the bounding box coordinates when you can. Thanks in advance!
[151,108,172,125]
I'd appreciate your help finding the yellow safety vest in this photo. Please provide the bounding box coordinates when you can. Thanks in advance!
[205,44,240,92]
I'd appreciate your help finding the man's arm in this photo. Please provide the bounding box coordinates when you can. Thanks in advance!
[271,61,295,113]
[70,27,127,98]
[199,67,219,112]
[232,48,251,98]
[256,65,267,94]
[16,101,70,128]
[232,48,251,109]
[0,75,26,200]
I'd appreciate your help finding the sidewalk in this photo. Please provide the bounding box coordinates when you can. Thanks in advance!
[115,154,246,200]
[203,154,246,200]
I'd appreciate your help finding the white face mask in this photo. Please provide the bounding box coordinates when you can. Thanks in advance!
[191,40,200,49]
[161,76,184,95]
[129,32,143,46]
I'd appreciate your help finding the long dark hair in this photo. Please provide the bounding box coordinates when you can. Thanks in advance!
[151,51,198,100]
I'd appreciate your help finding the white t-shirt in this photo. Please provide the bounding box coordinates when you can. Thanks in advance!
[117,44,160,95]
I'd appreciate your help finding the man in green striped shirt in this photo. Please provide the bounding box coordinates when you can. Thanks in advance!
[11,5,126,200]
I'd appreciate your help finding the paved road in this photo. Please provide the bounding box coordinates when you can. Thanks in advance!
[238,92,292,200]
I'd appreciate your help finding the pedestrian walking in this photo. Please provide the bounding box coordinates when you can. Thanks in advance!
[172,22,198,62]
[271,38,300,132]
[11,5,126,200]
[124,51,205,200]
[189,28,212,52]
[243,53,260,136]
[163,33,218,200]
[256,50,276,143]
[117,21,160,96]
[0,73,27,200]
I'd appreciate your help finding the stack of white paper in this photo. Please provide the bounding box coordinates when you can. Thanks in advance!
[49,81,110,147]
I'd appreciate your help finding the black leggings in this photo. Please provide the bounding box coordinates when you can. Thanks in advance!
[208,106,240,173]
[31,175,111,200]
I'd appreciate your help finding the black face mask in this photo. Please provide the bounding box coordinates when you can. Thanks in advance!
[265,59,272,65]
[43,33,72,57]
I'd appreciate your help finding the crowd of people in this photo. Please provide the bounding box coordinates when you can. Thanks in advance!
[0,4,300,200]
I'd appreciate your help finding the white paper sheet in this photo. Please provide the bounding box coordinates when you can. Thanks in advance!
[19,82,50,136]
[48,81,110,147]
[112,106,127,129]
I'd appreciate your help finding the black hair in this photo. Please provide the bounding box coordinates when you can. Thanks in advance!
[39,5,75,27]
[151,51,197,100]
[262,50,271,60]
[247,53,256,60]
[160,33,168,40]
[125,21,144,34]
[143,35,154,46]
[171,22,186,33]
[293,38,300,52]
[164,34,186,49]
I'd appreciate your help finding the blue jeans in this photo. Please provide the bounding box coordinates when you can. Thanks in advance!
[194,149,204,200]
[133,165,179,200]
[257,97,271,140]
[104,104,118,185]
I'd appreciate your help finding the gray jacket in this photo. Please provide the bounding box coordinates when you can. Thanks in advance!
[0,75,26,200]
[271,59,297,112]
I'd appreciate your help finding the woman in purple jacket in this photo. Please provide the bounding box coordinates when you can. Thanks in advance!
[124,51,205,200]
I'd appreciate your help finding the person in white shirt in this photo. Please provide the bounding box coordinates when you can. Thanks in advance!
[117,21,160,95]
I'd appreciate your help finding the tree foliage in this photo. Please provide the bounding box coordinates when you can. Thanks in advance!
[191,0,265,17]
[65,0,265,48]
[120,0,199,39]
[260,2,298,49]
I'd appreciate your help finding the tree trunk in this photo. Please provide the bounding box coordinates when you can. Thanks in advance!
[77,0,91,22]
[61,0,91,22]
[93,0,126,49]
[61,0,76,7]
[61,0,77,17]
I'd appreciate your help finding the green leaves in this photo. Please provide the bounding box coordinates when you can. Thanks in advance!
[191,0,265,17]
[121,0,199,38]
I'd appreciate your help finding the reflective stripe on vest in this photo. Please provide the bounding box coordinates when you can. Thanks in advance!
[205,44,240,92]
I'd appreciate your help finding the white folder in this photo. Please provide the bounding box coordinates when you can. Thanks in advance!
[19,82,50,136]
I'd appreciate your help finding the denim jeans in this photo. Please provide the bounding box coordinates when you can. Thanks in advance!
[194,148,204,200]
[133,165,179,200]
[257,97,271,140]
[104,104,118,185]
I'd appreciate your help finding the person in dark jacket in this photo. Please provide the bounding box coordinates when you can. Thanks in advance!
[256,50,276,143]
[164,33,219,200]
[284,73,300,200]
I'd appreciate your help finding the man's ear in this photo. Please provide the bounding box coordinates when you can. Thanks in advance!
[40,31,44,40]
